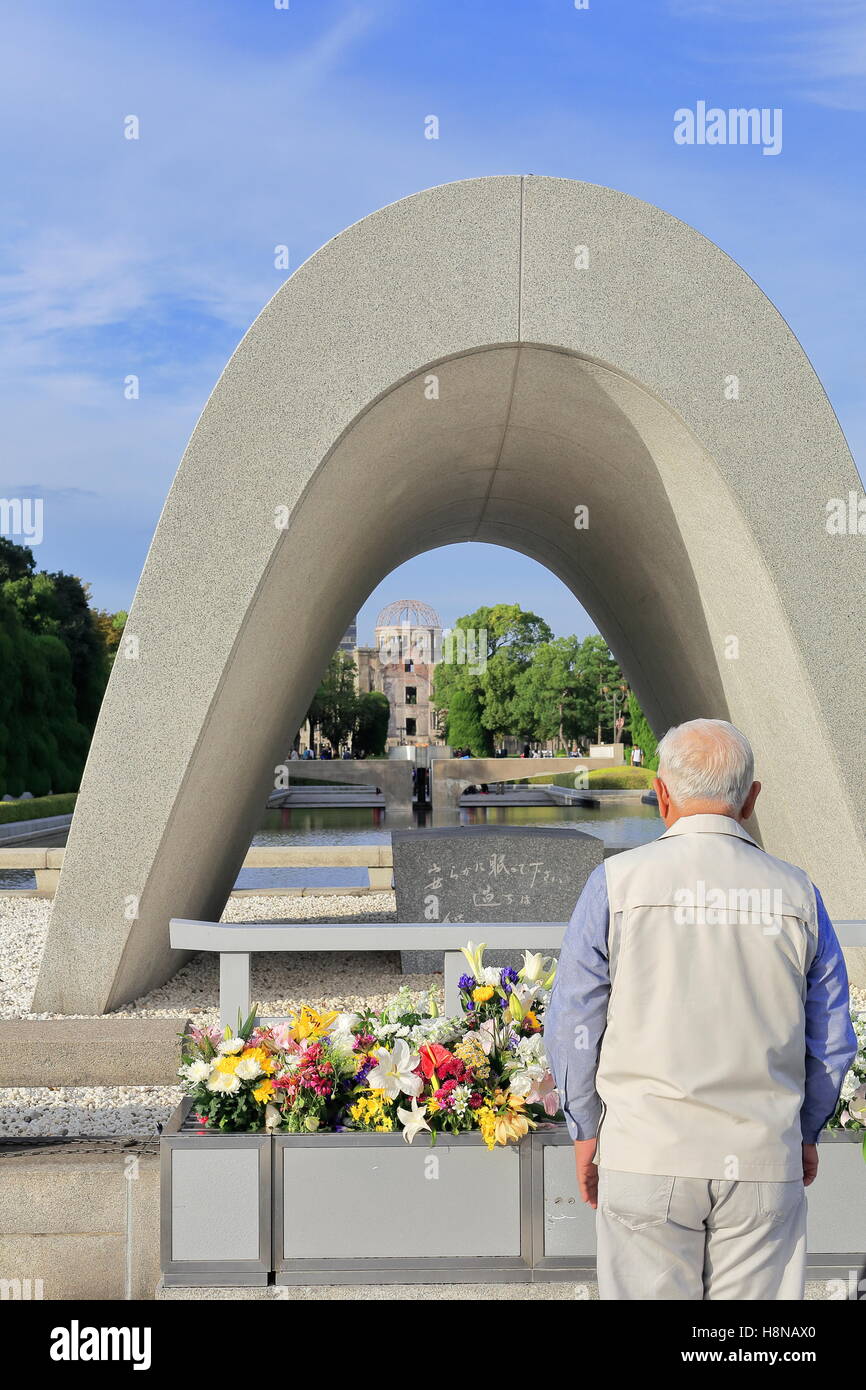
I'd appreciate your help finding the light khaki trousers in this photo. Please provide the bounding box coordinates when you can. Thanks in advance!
[596,1168,807,1301]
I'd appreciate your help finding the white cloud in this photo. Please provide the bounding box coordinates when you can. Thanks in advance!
[668,0,866,107]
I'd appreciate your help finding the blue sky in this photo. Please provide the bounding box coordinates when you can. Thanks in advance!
[1,0,863,642]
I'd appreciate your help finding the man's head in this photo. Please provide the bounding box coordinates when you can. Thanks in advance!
[653,718,761,828]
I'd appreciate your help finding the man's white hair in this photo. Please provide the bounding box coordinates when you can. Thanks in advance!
[656,718,754,812]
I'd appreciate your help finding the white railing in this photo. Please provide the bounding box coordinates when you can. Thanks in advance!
[170,916,866,1030]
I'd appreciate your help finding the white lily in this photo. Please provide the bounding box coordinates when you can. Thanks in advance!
[519,950,546,984]
[460,940,486,980]
[397,1097,431,1144]
[366,1038,422,1099]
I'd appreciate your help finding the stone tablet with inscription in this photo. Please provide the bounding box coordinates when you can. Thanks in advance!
[393,825,604,973]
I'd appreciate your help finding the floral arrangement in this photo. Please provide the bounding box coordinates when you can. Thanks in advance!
[830,1003,866,1159]
[178,942,560,1147]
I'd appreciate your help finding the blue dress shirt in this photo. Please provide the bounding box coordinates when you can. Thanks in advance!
[544,862,857,1146]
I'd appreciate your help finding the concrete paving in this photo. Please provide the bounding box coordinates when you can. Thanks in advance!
[0,1018,187,1087]
[157,1279,838,1301]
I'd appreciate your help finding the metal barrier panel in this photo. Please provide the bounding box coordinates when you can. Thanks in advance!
[160,1099,271,1287]
[273,1131,533,1286]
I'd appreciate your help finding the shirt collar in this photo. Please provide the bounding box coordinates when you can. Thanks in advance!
[659,812,759,848]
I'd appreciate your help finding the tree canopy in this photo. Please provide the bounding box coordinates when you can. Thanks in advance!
[432,605,648,750]
[0,538,120,796]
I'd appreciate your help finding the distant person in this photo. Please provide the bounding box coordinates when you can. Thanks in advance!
[301,747,313,760]
[289,748,300,761]
[342,748,352,759]
[321,747,332,760]
[545,717,856,1302]
[631,745,642,767]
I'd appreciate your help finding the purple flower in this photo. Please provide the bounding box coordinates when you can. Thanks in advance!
[458,974,476,991]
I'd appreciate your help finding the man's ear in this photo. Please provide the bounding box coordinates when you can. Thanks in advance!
[653,776,669,816]
[739,780,761,822]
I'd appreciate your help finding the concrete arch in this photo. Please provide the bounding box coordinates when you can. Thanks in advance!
[35,175,866,1013]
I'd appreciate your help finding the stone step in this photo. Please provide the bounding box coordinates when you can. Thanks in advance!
[0,1018,188,1087]
[0,1139,159,1299]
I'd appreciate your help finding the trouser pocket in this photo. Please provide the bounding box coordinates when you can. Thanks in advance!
[757,1180,804,1228]
[599,1170,675,1231]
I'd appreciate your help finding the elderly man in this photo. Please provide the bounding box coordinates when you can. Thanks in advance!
[544,718,857,1301]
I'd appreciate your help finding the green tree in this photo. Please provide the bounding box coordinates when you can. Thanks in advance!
[92,609,128,667]
[445,687,492,755]
[627,691,659,769]
[354,690,390,757]
[0,589,89,797]
[511,636,587,745]
[0,540,104,796]
[433,604,553,744]
[0,540,109,732]
[307,652,359,751]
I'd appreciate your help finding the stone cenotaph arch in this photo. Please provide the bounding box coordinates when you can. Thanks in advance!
[35,176,866,1014]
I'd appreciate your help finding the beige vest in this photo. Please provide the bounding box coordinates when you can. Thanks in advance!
[596,814,818,1180]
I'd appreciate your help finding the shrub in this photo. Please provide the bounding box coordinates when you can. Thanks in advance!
[0,792,77,825]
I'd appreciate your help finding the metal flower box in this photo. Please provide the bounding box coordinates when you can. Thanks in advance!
[160,1099,271,1287]
[160,1105,865,1287]
[273,1130,530,1285]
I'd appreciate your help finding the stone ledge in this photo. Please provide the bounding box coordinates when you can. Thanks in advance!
[0,1019,188,1087]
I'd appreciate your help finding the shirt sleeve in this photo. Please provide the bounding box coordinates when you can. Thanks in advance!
[801,885,858,1145]
[543,862,610,1141]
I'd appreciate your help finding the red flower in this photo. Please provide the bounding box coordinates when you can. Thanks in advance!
[432,1079,459,1111]
[419,1044,457,1079]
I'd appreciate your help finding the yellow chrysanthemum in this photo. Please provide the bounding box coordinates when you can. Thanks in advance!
[472,986,495,1003]
[214,1054,241,1075]
[242,1046,276,1075]
[476,1106,497,1150]
[252,1079,275,1103]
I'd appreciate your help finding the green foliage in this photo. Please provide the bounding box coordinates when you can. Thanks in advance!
[586,766,656,789]
[92,608,127,667]
[627,692,659,770]
[354,690,390,757]
[0,792,78,824]
[433,610,633,750]
[0,539,113,796]
[445,687,492,755]
[434,604,553,745]
[306,652,359,751]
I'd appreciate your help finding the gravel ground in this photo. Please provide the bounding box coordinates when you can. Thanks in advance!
[0,891,429,1023]
[0,890,443,1137]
